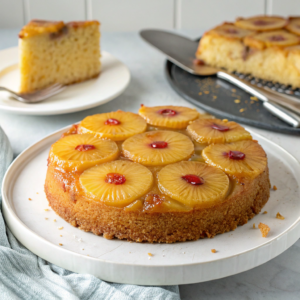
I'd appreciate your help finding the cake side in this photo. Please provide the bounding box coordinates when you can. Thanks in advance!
[45,163,270,243]
[19,20,101,93]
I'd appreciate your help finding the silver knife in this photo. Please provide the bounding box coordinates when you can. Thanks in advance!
[140,29,300,128]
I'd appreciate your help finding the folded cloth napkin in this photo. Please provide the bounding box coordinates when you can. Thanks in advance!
[0,126,180,300]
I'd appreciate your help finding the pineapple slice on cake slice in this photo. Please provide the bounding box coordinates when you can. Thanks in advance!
[202,140,267,179]
[122,130,194,166]
[49,133,119,172]
[209,23,254,40]
[78,111,147,141]
[235,16,287,31]
[187,118,252,144]
[157,161,229,208]
[79,160,153,207]
[244,30,300,50]
[138,105,199,129]
[286,17,300,36]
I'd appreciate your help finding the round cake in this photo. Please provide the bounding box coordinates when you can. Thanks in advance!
[45,105,270,243]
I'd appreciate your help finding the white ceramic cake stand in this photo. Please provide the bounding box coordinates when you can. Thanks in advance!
[0,47,130,115]
[2,126,300,285]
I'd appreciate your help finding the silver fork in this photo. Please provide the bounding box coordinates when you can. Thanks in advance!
[0,83,65,103]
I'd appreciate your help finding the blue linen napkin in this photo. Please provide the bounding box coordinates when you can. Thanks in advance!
[0,127,180,300]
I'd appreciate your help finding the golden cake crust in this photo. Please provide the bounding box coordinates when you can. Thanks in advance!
[45,163,270,243]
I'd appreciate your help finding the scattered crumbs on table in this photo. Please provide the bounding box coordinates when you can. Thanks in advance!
[213,95,217,99]
[60,235,62,237]
[263,211,267,214]
[273,185,277,191]
[258,223,270,237]
[276,212,285,220]
[245,100,248,104]
[253,223,255,229]
[183,252,185,254]
[148,253,153,257]
[58,227,64,230]
[148,257,151,260]
[222,119,228,123]
[250,96,258,101]
[129,252,131,253]
[250,101,254,104]
[28,198,32,201]
[59,243,63,246]
[232,89,236,92]
[234,99,240,103]
[45,218,48,220]
[239,108,245,112]
[204,91,209,94]
[87,255,89,256]
[53,219,56,222]
[78,238,82,242]
[36,192,39,194]
[211,249,216,253]
[198,92,202,95]
[82,249,84,251]
[44,209,49,211]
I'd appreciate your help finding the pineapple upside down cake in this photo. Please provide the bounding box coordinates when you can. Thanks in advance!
[196,15,300,88]
[45,106,270,243]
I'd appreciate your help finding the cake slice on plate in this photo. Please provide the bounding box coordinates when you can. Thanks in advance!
[18,19,101,93]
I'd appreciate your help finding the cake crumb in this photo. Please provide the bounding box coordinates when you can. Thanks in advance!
[204,91,209,94]
[276,212,285,220]
[250,96,258,101]
[239,108,245,112]
[44,209,49,211]
[198,92,202,95]
[59,243,63,246]
[222,119,228,123]
[232,89,236,92]
[58,227,64,230]
[45,218,48,220]
[253,223,255,229]
[211,249,216,253]
[53,219,56,222]
[263,211,267,214]
[258,223,270,237]
[148,253,153,257]
[28,198,32,201]
[273,185,277,191]
[60,235,62,237]
[213,95,217,99]
[234,99,240,103]
[36,192,39,194]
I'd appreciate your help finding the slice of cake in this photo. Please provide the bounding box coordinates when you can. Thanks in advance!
[196,15,300,88]
[18,19,101,93]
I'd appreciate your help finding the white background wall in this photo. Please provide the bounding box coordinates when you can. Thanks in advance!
[0,0,300,31]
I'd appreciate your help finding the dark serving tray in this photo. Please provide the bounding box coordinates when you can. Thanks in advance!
[165,60,300,135]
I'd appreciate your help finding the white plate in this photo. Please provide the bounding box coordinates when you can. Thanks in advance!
[2,127,300,285]
[0,47,130,115]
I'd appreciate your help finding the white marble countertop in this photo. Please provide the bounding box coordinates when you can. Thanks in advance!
[1,29,300,299]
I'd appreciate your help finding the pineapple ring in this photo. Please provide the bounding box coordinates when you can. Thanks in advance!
[286,17,300,36]
[210,23,254,40]
[78,111,147,141]
[202,140,267,179]
[235,16,286,31]
[122,130,194,166]
[138,105,199,129]
[187,118,252,144]
[244,30,300,50]
[79,160,153,207]
[157,161,229,208]
[49,133,119,172]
